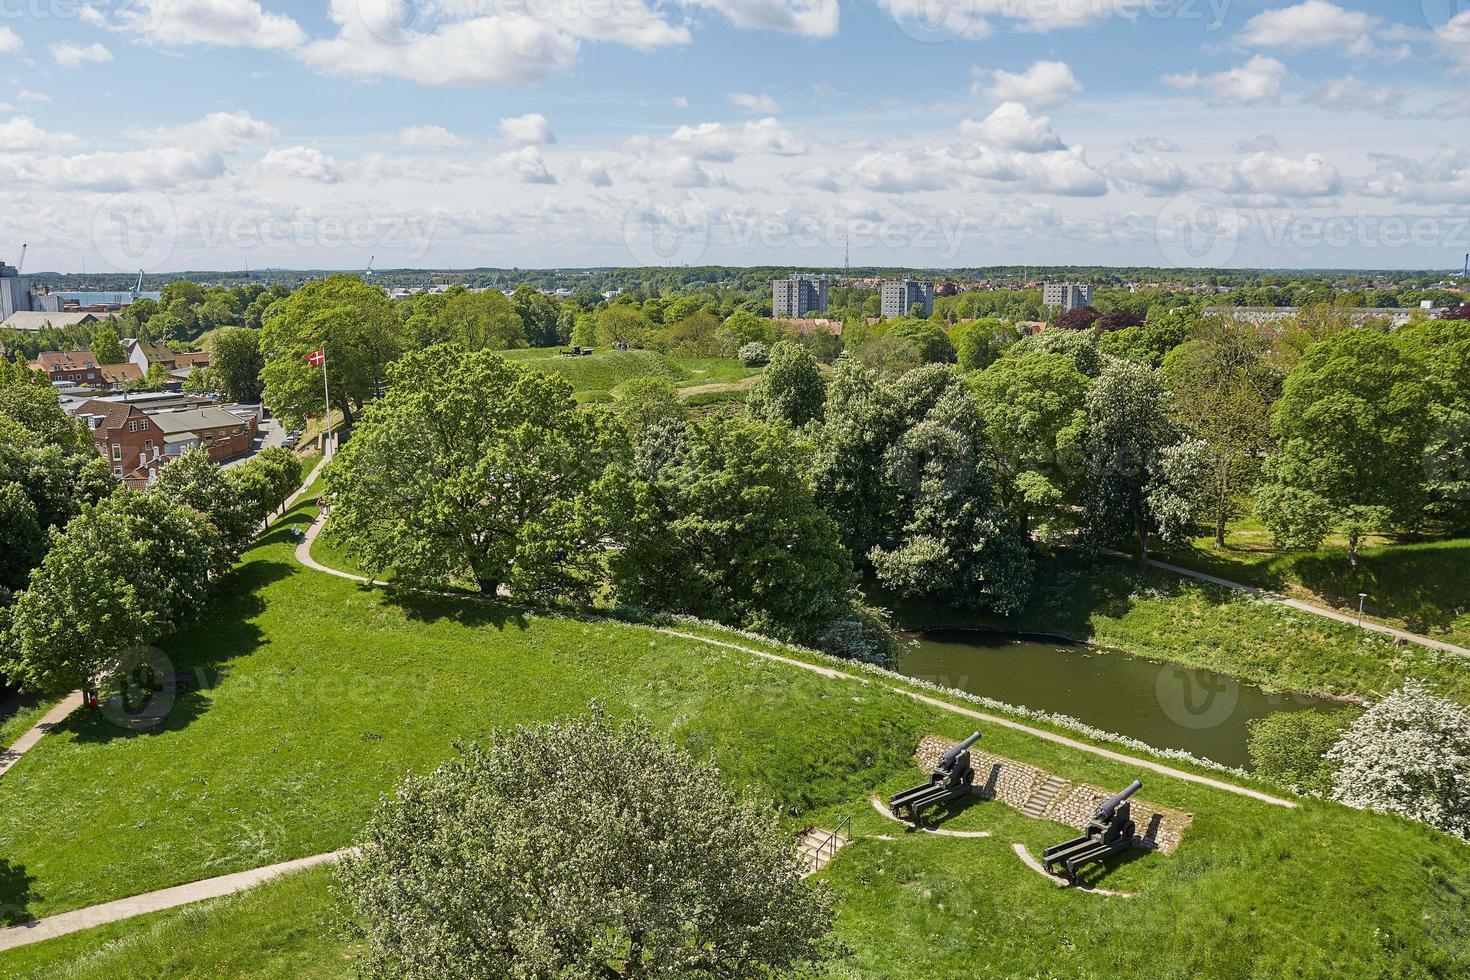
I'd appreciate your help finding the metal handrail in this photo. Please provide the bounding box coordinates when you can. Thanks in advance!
[815,813,851,867]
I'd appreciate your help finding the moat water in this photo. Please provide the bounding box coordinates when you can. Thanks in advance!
[897,629,1340,769]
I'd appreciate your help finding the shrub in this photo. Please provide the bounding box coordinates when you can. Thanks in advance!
[738,341,770,366]
[338,709,835,979]
[1327,680,1470,841]
[1247,708,1358,795]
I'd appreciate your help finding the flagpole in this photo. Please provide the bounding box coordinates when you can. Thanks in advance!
[321,347,332,458]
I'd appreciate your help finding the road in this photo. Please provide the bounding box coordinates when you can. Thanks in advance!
[222,410,287,471]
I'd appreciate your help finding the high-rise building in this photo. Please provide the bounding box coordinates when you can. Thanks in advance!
[0,260,62,322]
[880,279,934,319]
[1042,282,1094,312]
[772,276,829,317]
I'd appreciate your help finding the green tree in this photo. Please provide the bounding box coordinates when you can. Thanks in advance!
[745,340,825,427]
[439,288,528,351]
[970,352,1090,540]
[326,346,625,598]
[596,305,649,347]
[718,310,773,353]
[890,320,955,364]
[259,275,402,428]
[207,327,265,403]
[338,709,834,980]
[950,317,1007,372]
[1255,330,1432,566]
[610,415,857,644]
[1394,319,1470,526]
[614,377,686,435]
[225,446,303,526]
[147,447,256,561]
[1007,329,1102,377]
[1083,360,1210,562]
[90,324,126,364]
[2,490,221,695]
[510,283,562,347]
[1162,318,1284,547]
[866,365,1031,611]
[811,360,898,561]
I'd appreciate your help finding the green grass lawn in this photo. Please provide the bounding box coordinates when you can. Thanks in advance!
[0,696,57,752]
[1,494,1468,977]
[885,552,1470,705]
[500,348,758,402]
[1150,519,1470,649]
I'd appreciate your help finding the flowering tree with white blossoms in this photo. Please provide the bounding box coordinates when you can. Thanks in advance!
[1327,681,1470,842]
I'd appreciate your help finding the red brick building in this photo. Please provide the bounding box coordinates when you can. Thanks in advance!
[73,399,166,480]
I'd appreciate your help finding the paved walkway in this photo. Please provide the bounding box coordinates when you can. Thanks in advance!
[0,693,82,780]
[0,851,349,952]
[1111,550,1470,658]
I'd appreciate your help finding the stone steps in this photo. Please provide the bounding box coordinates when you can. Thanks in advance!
[1019,775,1070,820]
[797,828,849,875]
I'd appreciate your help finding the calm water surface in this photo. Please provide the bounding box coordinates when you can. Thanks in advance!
[898,629,1339,769]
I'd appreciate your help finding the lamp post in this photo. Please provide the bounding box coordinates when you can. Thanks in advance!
[1357,593,1368,628]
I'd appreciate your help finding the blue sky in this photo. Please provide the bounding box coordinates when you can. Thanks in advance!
[3,0,1470,272]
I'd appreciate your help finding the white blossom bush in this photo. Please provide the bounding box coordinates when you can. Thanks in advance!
[1327,680,1470,841]
[737,341,770,366]
[338,708,835,979]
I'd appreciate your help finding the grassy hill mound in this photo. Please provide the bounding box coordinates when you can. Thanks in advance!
[1,492,1467,978]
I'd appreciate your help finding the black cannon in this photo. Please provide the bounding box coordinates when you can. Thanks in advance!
[1042,779,1142,883]
[888,731,980,824]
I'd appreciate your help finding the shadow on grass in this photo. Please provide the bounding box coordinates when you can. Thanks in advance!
[381,588,531,632]
[1068,843,1151,890]
[909,792,994,830]
[63,560,293,746]
[0,859,38,925]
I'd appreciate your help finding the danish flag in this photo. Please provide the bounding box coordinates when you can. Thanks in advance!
[305,348,325,367]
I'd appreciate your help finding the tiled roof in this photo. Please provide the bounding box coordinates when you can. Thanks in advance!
[32,350,98,372]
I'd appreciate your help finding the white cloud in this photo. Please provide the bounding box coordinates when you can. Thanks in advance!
[260,145,343,182]
[1362,148,1470,204]
[1103,153,1189,196]
[0,147,224,190]
[876,0,990,40]
[1308,75,1402,112]
[51,41,112,68]
[346,153,477,183]
[0,116,79,151]
[297,0,688,86]
[672,96,688,108]
[959,102,1063,152]
[695,0,838,37]
[974,61,1079,109]
[784,165,843,192]
[128,110,277,153]
[1236,1,1406,59]
[83,0,306,49]
[573,157,611,186]
[0,27,20,54]
[499,113,556,144]
[16,89,49,103]
[633,117,808,161]
[1201,151,1342,201]
[1164,56,1285,105]
[851,139,1105,197]
[728,92,780,114]
[497,146,556,184]
[397,125,466,149]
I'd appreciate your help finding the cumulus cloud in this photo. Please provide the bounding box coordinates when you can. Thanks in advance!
[128,110,278,153]
[1235,134,1281,153]
[82,0,306,49]
[697,0,838,37]
[1201,151,1342,201]
[784,165,843,192]
[0,116,79,151]
[728,92,780,114]
[0,147,224,191]
[1236,1,1407,60]
[974,61,1079,109]
[51,41,112,68]
[298,0,688,87]
[1164,56,1286,105]
[260,145,343,182]
[573,157,612,186]
[496,146,556,184]
[0,27,20,54]
[632,117,808,161]
[1104,153,1190,196]
[397,125,467,149]
[851,140,1105,197]
[499,113,556,144]
[1130,136,1182,153]
[1361,148,1470,204]
[959,102,1064,152]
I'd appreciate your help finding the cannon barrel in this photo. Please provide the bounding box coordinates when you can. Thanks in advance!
[939,731,981,769]
[1096,779,1142,821]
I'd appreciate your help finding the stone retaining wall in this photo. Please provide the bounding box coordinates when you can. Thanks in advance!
[915,735,1194,853]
